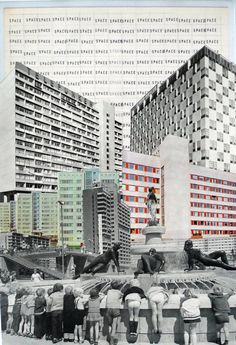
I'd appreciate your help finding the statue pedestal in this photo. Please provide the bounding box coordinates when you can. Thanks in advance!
[142,225,166,245]
[132,224,185,271]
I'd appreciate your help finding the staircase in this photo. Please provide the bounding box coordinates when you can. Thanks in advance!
[0,253,63,279]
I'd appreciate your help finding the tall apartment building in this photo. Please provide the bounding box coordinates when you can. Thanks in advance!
[58,168,120,247]
[0,203,10,233]
[131,46,236,173]
[83,183,130,265]
[122,151,160,242]
[0,63,122,199]
[95,101,123,174]
[0,192,58,238]
[126,135,236,246]
[32,192,58,238]
[16,193,33,235]
[104,182,131,265]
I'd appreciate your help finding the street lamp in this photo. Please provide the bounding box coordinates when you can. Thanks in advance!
[57,200,65,278]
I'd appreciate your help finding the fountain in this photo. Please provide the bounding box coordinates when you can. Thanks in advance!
[79,187,236,294]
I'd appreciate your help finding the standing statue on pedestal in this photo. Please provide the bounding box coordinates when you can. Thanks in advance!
[82,242,121,275]
[146,187,158,226]
[184,240,236,271]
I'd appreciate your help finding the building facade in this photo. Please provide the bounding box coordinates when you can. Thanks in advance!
[126,135,236,247]
[0,232,50,250]
[58,168,120,248]
[122,150,160,242]
[0,203,10,233]
[95,101,123,174]
[131,46,236,173]
[0,63,122,199]
[0,192,58,238]
[83,183,130,265]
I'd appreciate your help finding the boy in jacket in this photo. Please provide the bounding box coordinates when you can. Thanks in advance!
[208,286,234,345]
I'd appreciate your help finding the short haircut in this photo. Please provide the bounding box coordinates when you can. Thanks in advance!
[53,283,63,293]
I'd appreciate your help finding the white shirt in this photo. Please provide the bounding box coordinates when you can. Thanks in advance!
[31,273,42,282]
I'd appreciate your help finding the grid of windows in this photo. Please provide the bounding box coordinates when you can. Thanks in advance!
[14,63,100,192]
[122,153,160,235]
[131,46,236,173]
[190,173,236,237]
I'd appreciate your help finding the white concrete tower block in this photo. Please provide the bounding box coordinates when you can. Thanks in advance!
[159,135,191,240]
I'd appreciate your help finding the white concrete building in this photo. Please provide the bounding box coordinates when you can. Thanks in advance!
[0,63,122,199]
[95,101,123,174]
[131,46,236,173]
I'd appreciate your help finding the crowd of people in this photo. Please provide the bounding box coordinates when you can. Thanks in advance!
[0,276,235,345]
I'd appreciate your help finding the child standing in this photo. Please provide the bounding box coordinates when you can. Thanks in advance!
[0,288,9,332]
[34,288,46,339]
[106,281,123,345]
[208,285,234,345]
[24,287,35,337]
[87,288,104,345]
[45,287,53,341]
[48,283,64,343]
[63,285,75,342]
[74,288,88,343]
[18,288,28,335]
[180,289,201,345]
[11,287,25,335]
[6,289,15,334]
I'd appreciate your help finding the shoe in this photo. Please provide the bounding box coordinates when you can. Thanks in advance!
[79,339,84,344]
[6,330,10,334]
[64,339,69,343]
[216,339,221,345]
[53,339,60,344]
[223,341,229,345]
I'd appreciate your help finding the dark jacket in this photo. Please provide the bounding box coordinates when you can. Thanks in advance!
[34,296,46,315]
[208,291,234,314]
[122,286,146,302]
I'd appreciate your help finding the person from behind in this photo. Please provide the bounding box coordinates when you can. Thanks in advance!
[63,285,75,342]
[106,281,123,345]
[6,286,15,334]
[48,283,64,343]
[74,287,88,344]
[18,287,28,336]
[208,285,235,345]
[45,287,53,341]
[146,281,169,335]
[24,286,35,337]
[122,278,146,336]
[87,288,104,345]
[11,287,25,335]
[0,287,9,332]
[34,287,46,339]
[180,289,201,345]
